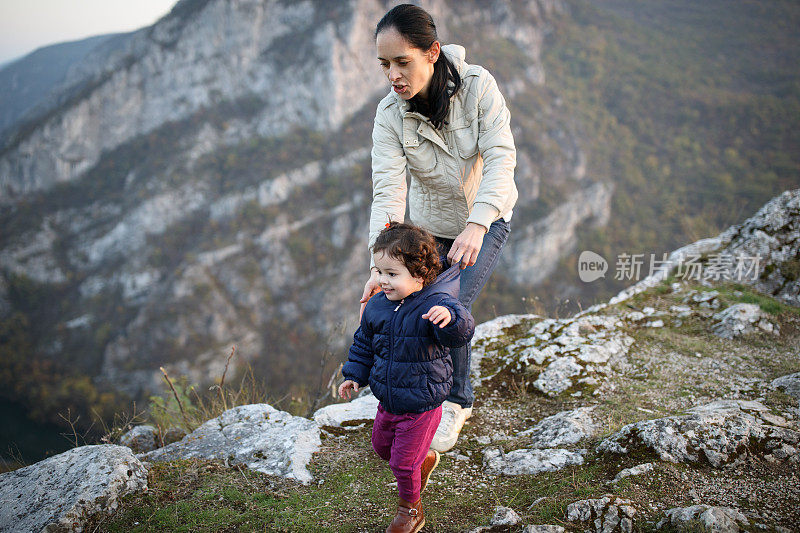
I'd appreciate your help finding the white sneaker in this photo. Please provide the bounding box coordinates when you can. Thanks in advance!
[430,401,473,452]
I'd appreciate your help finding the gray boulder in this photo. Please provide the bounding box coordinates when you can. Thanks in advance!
[611,462,654,484]
[597,400,800,467]
[0,444,148,533]
[656,505,749,532]
[771,372,800,415]
[490,506,522,526]
[464,506,522,532]
[713,189,800,306]
[518,407,597,448]
[163,426,187,445]
[711,303,779,339]
[139,403,321,484]
[476,314,633,397]
[471,314,542,386]
[483,446,585,475]
[566,494,636,532]
[533,356,583,395]
[313,390,378,428]
[600,189,800,310]
[118,424,158,453]
[522,526,566,533]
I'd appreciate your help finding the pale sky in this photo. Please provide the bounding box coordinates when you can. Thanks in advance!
[0,0,179,65]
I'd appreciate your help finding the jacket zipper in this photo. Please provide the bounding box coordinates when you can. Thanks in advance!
[387,298,405,413]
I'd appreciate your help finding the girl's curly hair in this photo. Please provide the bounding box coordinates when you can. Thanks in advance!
[372,222,441,287]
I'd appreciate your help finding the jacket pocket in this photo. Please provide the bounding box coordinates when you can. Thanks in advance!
[451,114,479,159]
[404,138,438,175]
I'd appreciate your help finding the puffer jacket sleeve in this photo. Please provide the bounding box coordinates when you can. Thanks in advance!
[341,307,374,387]
[465,69,517,231]
[368,104,408,268]
[431,295,475,349]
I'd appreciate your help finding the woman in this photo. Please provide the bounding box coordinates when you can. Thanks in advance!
[360,3,517,460]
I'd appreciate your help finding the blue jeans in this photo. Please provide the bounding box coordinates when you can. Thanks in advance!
[434,218,511,408]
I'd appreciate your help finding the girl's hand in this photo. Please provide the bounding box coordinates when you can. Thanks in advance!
[359,269,381,320]
[338,380,359,400]
[422,306,452,328]
[448,222,487,269]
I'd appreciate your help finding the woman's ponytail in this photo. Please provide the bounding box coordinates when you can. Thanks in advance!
[421,53,461,130]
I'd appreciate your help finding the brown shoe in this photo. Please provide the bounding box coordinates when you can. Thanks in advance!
[386,498,425,533]
[420,449,440,494]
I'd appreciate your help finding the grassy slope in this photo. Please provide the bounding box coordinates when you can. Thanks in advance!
[93,277,800,532]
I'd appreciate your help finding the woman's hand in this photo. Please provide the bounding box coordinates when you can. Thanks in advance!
[338,380,359,400]
[448,222,488,269]
[422,305,452,328]
[359,269,381,320]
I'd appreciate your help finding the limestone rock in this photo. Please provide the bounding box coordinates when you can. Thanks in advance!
[566,494,636,532]
[690,289,720,305]
[313,390,379,428]
[771,372,800,410]
[471,314,542,386]
[657,505,749,532]
[163,426,187,445]
[491,506,522,526]
[483,446,585,475]
[480,313,633,396]
[139,404,321,484]
[522,526,566,533]
[596,400,800,467]
[0,444,148,533]
[464,506,522,532]
[711,303,779,339]
[598,189,800,311]
[534,356,583,395]
[611,462,654,484]
[714,189,800,307]
[670,304,693,317]
[119,424,158,453]
[518,407,597,448]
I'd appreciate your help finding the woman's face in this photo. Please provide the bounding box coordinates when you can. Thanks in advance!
[376,27,439,100]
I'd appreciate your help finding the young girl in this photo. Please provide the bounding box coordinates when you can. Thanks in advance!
[339,222,475,533]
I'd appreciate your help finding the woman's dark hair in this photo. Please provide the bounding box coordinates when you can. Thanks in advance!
[375,3,461,130]
[372,222,441,287]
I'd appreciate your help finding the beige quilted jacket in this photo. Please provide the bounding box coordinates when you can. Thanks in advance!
[368,44,517,266]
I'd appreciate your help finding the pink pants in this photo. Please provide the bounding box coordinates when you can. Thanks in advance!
[371,403,443,503]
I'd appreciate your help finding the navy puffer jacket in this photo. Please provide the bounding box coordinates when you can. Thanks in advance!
[342,263,475,415]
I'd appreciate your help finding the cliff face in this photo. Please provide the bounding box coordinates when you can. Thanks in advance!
[0,0,388,197]
[0,34,124,139]
[1,0,601,407]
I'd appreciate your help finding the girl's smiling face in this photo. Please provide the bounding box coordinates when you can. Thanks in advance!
[373,251,424,301]
[376,27,439,100]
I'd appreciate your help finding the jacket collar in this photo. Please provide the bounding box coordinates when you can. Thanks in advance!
[402,262,463,302]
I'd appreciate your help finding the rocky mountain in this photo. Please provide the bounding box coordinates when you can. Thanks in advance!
[1,189,797,532]
[0,0,593,424]
[0,33,125,139]
[1,0,798,446]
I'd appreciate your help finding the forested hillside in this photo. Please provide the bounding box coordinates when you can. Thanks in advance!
[520,0,800,312]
